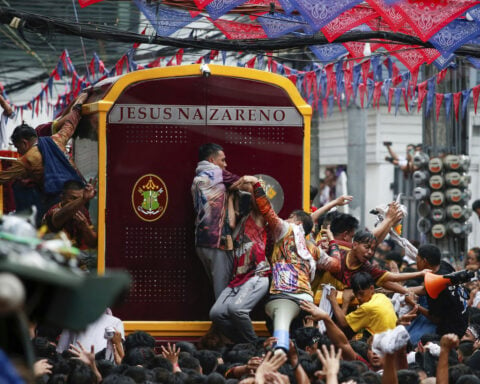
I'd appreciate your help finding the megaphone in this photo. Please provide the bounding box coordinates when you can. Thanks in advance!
[265,299,300,352]
[425,270,475,299]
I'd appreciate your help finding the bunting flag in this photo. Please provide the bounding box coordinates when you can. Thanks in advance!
[425,77,436,116]
[134,1,199,36]
[473,84,480,114]
[394,0,477,42]
[343,42,366,62]
[462,89,472,118]
[193,0,215,10]
[436,93,444,121]
[453,92,461,120]
[78,0,105,7]
[417,81,427,113]
[429,19,480,57]
[366,0,406,32]
[257,12,307,37]
[290,0,362,32]
[321,5,377,42]
[309,44,348,63]
[211,18,268,39]
[205,0,248,20]
[444,93,453,120]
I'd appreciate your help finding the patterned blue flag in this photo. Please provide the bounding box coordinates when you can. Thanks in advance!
[309,44,348,63]
[134,0,199,36]
[429,19,480,57]
[258,13,308,37]
[205,0,247,20]
[290,0,362,32]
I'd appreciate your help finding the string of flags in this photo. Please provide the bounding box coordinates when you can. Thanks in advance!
[1,40,480,123]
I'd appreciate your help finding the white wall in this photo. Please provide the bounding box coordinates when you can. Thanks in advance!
[316,105,423,225]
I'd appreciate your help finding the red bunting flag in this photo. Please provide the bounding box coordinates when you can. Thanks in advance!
[78,0,105,7]
[417,81,428,113]
[176,49,184,66]
[246,56,256,69]
[473,84,480,114]
[388,88,394,113]
[437,69,448,84]
[403,88,409,113]
[453,92,461,120]
[358,83,366,108]
[435,93,444,121]
[373,82,382,109]
[361,60,370,89]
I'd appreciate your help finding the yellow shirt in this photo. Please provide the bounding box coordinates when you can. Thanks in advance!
[345,293,397,335]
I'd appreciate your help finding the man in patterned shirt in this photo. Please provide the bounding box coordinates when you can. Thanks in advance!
[192,143,241,299]
[233,175,317,352]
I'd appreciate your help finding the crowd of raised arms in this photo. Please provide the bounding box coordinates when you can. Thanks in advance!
[1,93,480,383]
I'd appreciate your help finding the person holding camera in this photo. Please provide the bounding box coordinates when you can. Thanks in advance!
[383,141,418,176]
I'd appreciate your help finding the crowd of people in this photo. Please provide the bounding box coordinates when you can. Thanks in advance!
[1,92,480,383]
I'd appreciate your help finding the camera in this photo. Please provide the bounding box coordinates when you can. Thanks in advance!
[104,326,115,340]
[383,141,392,147]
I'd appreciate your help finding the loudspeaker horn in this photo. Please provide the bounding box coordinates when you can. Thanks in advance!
[424,272,450,299]
[265,299,300,352]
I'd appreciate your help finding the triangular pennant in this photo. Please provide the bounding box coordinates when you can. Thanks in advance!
[417,81,428,113]
[462,89,471,119]
[394,88,402,116]
[388,87,394,113]
[473,84,480,114]
[426,77,436,116]
[444,93,453,120]
[453,92,461,121]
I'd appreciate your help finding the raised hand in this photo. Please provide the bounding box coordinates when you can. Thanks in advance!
[315,344,342,380]
[161,342,180,366]
[300,300,329,322]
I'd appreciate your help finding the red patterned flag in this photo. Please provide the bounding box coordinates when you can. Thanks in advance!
[391,49,426,72]
[321,6,377,42]
[193,0,215,10]
[78,0,105,7]
[366,0,407,32]
[394,0,478,42]
[210,18,267,39]
[343,42,366,62]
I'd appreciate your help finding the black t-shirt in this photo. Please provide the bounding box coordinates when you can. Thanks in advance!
[427,261,468,337]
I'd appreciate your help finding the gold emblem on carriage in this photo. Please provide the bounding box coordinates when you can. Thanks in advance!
[132,174,168,222]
